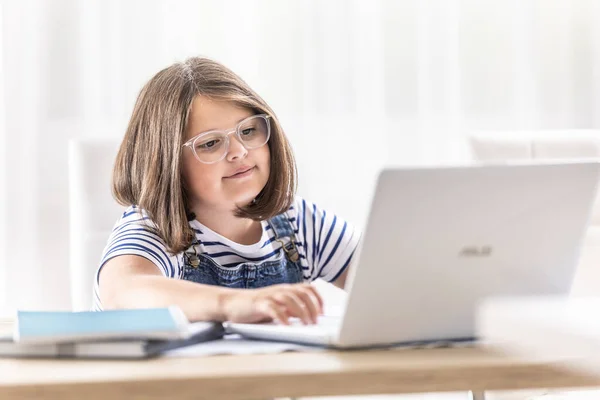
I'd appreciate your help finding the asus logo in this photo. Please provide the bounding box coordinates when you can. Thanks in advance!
[459,246,492,257]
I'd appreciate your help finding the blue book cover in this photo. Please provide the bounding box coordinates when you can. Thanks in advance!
[14,306,192,344]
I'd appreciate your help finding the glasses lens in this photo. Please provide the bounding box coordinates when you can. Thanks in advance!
[193,132,228,163]
[237,116,269,149]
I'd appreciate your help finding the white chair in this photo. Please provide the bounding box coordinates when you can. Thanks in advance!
[66,139,346,311]
[68,138,124,311]
[469,130,600,296]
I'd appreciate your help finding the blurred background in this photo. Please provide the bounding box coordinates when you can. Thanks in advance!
[1,0,599,313]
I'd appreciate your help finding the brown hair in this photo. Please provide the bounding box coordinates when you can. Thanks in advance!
[112,57,297,254]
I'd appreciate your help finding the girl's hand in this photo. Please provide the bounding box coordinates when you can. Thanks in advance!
[222,283,324,325]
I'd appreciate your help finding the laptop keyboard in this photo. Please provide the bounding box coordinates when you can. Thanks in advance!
[286,315,341,328]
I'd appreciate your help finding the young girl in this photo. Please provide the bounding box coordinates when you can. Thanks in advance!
[95,57,360,325]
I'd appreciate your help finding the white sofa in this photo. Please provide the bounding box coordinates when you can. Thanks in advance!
[70,132,600,307]
[469,130,600,296]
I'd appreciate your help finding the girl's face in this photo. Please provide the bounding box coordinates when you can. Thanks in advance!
[181,96,271,213]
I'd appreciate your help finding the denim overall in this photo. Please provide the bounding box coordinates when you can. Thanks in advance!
[181,213,304,288]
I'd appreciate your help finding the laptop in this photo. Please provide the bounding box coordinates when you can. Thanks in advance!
[225,162,600,348]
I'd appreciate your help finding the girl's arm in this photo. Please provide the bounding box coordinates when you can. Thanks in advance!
[332,268,349,290]
[99,255,323,325]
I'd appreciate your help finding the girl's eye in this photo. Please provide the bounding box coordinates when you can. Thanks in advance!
[197,139,221,150]
[240,128,256,137]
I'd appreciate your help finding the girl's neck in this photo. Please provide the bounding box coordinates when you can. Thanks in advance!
[192,207,263,246]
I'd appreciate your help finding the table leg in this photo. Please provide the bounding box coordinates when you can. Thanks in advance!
[469,391,486,400]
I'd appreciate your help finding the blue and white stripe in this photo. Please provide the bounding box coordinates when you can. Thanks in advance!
[93,197,360,310]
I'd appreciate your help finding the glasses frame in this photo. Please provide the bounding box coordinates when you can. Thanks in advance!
[182,114,271,164]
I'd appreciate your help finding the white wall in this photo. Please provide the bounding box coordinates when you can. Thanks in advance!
[1,0,600,312]
[0,1,5,309]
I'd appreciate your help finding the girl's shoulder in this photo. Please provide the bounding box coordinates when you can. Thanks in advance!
[286,196,320,218]
[112,205,159,231]
[277,196,311,221]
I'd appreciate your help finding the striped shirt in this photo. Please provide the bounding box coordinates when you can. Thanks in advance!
[93,196,361,310]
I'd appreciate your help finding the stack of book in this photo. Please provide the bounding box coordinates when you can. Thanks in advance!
[0,306,224,359]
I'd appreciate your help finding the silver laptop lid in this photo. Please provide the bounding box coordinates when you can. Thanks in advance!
[337,162,600,347]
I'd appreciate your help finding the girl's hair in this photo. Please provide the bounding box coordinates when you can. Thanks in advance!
[112,57,297,254]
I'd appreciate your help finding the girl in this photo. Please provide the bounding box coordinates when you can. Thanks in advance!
[95,57,360,325]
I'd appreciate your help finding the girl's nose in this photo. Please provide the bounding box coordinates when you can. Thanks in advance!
[226,135,248,161]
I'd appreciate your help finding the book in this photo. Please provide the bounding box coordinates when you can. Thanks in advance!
[14,307,192,344]
[0,321,225,359]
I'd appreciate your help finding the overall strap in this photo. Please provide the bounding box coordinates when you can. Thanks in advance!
[268,213,300,263]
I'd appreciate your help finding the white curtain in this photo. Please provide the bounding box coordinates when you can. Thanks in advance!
[1,0,600,312]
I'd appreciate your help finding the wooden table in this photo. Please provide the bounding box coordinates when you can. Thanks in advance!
[1,346,600,400]
[479,296,600,381]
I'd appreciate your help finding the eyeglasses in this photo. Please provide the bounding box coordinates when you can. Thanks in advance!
[183,114,271,164]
